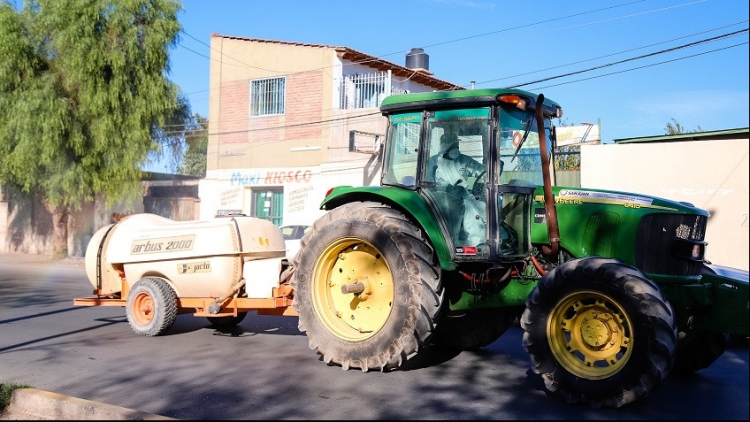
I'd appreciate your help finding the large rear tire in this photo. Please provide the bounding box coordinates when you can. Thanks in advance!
[521,257,677,408]
[290,201,443,372]
[126,277,178,337]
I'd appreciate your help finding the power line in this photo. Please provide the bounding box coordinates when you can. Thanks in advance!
[530,41,748,90]
[507,28,748,88]
[475,19,748,85]
[158,110,381,138]
[158,26,748,135]
[164,39,748,143]
[166,41,746,168]
[174,0,710,98]
[158,36,746,140]
[359,0,654,60]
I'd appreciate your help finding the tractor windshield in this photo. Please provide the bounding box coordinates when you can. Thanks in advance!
[497,104,553,186]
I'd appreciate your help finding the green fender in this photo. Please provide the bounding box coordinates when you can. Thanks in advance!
[320,186,456,270]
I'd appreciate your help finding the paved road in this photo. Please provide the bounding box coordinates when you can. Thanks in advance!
[0,254,747,420]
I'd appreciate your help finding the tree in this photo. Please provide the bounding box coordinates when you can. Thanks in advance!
[148,93,193,173]
[665,118,703,135]
[0,0,183,257]
[550,117,580,170]
[176,113,208,177]
[554,145,580,170]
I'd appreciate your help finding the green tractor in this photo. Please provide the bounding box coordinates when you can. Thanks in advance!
[289,88,748,408]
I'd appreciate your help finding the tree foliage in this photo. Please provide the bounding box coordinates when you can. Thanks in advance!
[551,118,580,169]
[147,93,193,173]
[554,145,580,170]
[176,113,207,177]
[665,118,703,135]
[0,0,184,255]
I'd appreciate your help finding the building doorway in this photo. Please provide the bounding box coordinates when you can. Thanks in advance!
[250,187,284,226]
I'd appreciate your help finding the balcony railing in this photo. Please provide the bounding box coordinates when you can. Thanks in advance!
[338,70,407,110]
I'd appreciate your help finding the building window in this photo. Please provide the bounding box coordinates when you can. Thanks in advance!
[338,72,389,110]
[250,77,285,116]
[251,188,284,226]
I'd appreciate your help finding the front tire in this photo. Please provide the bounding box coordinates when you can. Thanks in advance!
[126,277,178,337]
[290,201,443,372]
[521,257,677,408]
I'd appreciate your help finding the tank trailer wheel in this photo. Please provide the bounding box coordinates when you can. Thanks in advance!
[521,257,677,408]
[126,277,178,337]
[206,312,248,328]
[291,201,443,372]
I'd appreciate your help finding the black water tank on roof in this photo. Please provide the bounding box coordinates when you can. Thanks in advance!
[405,48,429,71]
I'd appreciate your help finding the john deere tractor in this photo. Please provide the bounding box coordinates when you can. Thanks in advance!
[289,88,748,408]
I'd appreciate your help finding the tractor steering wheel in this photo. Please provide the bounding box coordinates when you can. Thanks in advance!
[470,170,487,200]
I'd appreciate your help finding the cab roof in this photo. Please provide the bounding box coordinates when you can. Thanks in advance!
[380,88,561,116]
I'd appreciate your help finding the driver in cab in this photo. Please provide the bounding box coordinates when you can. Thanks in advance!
[432,132,484,189]
[429,132,486,245]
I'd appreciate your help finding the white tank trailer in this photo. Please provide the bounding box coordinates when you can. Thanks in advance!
[75,213,297,336]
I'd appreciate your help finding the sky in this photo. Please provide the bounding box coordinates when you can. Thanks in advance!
[168,0,748,144]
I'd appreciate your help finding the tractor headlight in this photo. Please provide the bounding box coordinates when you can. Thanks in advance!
[691,244,702,260]
[672,237,706,262]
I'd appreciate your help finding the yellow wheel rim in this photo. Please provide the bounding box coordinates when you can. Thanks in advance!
[312,237,394,342]
[547,290,634,379]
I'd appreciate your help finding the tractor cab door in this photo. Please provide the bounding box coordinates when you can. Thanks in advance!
[420,108,492,258]
[494,103,556,259]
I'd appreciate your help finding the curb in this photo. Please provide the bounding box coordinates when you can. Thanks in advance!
[0,389,174,420]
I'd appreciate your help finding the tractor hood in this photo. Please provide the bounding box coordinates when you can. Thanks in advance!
[532,185,710,272]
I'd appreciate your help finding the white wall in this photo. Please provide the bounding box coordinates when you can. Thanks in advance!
[581,139,749,271]
[199,159,381,226]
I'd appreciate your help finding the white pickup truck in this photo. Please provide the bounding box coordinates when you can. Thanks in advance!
[75,213,297,336]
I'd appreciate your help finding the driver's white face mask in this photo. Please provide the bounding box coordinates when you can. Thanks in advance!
[443,144,461,160]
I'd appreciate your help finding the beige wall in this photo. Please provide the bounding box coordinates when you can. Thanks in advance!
[1,180,198,257]
[202,36,399,225]
[581,139,749,271]
[0,187,143,257]
[208,38,340,171]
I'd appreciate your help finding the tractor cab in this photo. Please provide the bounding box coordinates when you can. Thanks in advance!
[379,89,562,262]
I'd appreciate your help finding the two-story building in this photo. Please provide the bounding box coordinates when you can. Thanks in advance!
[199,35,463,226]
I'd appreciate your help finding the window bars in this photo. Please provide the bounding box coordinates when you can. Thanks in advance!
[251,77,285,116]
[338,71,398,110]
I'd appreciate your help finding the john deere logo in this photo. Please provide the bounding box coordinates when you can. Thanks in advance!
[177,261,211,274]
